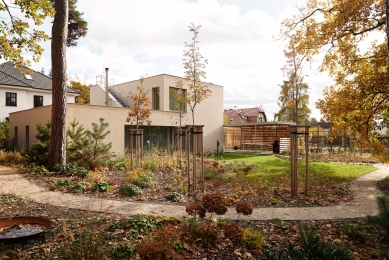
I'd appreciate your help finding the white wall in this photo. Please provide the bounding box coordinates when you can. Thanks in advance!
[0,85,77,120]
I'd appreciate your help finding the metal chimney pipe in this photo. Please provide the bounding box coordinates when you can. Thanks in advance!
[105,68,109,106]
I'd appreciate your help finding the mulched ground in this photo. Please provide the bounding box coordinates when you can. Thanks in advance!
[0,194,388,259]
[21,166,354,209]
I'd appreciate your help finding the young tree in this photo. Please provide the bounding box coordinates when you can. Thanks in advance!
[126,76,152,128]
[280,0,389,160]
[183,23,212,125]
[274,75,311,123]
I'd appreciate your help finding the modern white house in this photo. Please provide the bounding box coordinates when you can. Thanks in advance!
[0,61,79,120]
[9,73,224,155]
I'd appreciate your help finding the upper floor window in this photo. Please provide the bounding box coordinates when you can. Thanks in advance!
[152,87,160,110]
[34,95,43,107]
[6,92,17,106]
[257,114,265,122]
[169,87,186,112]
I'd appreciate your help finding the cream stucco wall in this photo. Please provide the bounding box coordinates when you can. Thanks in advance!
[9,106,52,150]
[0,85,77,120]
[103,74,224,152]
[9,74,224,155]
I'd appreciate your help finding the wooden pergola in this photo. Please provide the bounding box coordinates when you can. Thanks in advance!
[224,122,310,197]
[224,122,294,152]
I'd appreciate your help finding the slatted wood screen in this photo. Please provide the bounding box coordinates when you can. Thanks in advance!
[224,124,291,152]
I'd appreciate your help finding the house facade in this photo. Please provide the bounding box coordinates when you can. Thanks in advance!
[0,62,79,120]
[9,73,224,155]
[224,107,267,124]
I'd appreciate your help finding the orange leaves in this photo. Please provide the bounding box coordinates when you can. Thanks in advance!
[126,75,152,127]
[281,0,389,160]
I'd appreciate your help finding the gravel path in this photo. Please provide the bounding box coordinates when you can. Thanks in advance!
[1,164,388,220]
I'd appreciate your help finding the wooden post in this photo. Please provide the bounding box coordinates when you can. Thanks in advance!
[129,129,133,170]
[305,126,309,196]
[186,126,191,191]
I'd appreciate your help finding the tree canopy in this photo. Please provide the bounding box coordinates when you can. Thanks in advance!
[0,0,54,70]
[183,23,212,125]
[0,0,87,70]
[274,75,311,123]
[281,0,389,160]
[70,79,90,104]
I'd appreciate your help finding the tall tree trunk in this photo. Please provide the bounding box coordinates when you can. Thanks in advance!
[386,0,389,62]
[48,0,68,170]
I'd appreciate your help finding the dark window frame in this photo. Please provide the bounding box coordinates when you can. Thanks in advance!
[6,92,17,106]
[152,87,160,110]
[34,95,43,108]
[169,87,186,112]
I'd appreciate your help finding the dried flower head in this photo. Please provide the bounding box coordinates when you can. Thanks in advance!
[202,193,231,216]
[223,222,243,243]
[236,201,253,216]
[185,203,206,218]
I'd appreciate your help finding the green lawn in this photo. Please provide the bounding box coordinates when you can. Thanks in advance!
[210,152,377,186]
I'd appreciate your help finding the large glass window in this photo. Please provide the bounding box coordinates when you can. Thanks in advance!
[169,87,186,112]
[125,125,173,151]
[6,92,17,106]
[34,95,43,107]
[152,87,160,110]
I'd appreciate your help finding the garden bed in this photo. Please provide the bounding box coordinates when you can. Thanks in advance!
[20,153,377,208]
[0,193,388,259]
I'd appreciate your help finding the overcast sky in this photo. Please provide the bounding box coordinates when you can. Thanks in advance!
[6,0,333,120]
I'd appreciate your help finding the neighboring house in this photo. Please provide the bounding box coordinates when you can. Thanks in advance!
[0,61,79,120]
[223,107,267,125]
[10,73,223,154]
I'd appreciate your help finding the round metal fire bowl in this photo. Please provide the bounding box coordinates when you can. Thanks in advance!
[0,216,52,241]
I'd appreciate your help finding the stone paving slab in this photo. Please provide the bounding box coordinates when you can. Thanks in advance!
[0,164,388,220]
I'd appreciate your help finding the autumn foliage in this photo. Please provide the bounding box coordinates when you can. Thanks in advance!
[126,75,152,128]
[281,0,389,160]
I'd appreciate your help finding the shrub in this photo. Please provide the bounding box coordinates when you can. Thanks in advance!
[109,243,135,259]
[341,222,366,241]
[55,162,89,178]
[165,192,182,202]
[67,118,113,169]
[25,165,49,175]
[202,193,231,216]
[265,229,353,260]
[0,151,25,165]
[367,195,389,241]
[223,222,243,244]
[126,168,155,188]
[185,203,206,219]
[235,201,253,218]
[241,226,266,249]
[24,120,51,166]
[71,182,89,193]
[0,119,10,151]
[92,181,110,192]
[137,226,183,260]
[61,219,105,260]
[121,184,142,197]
